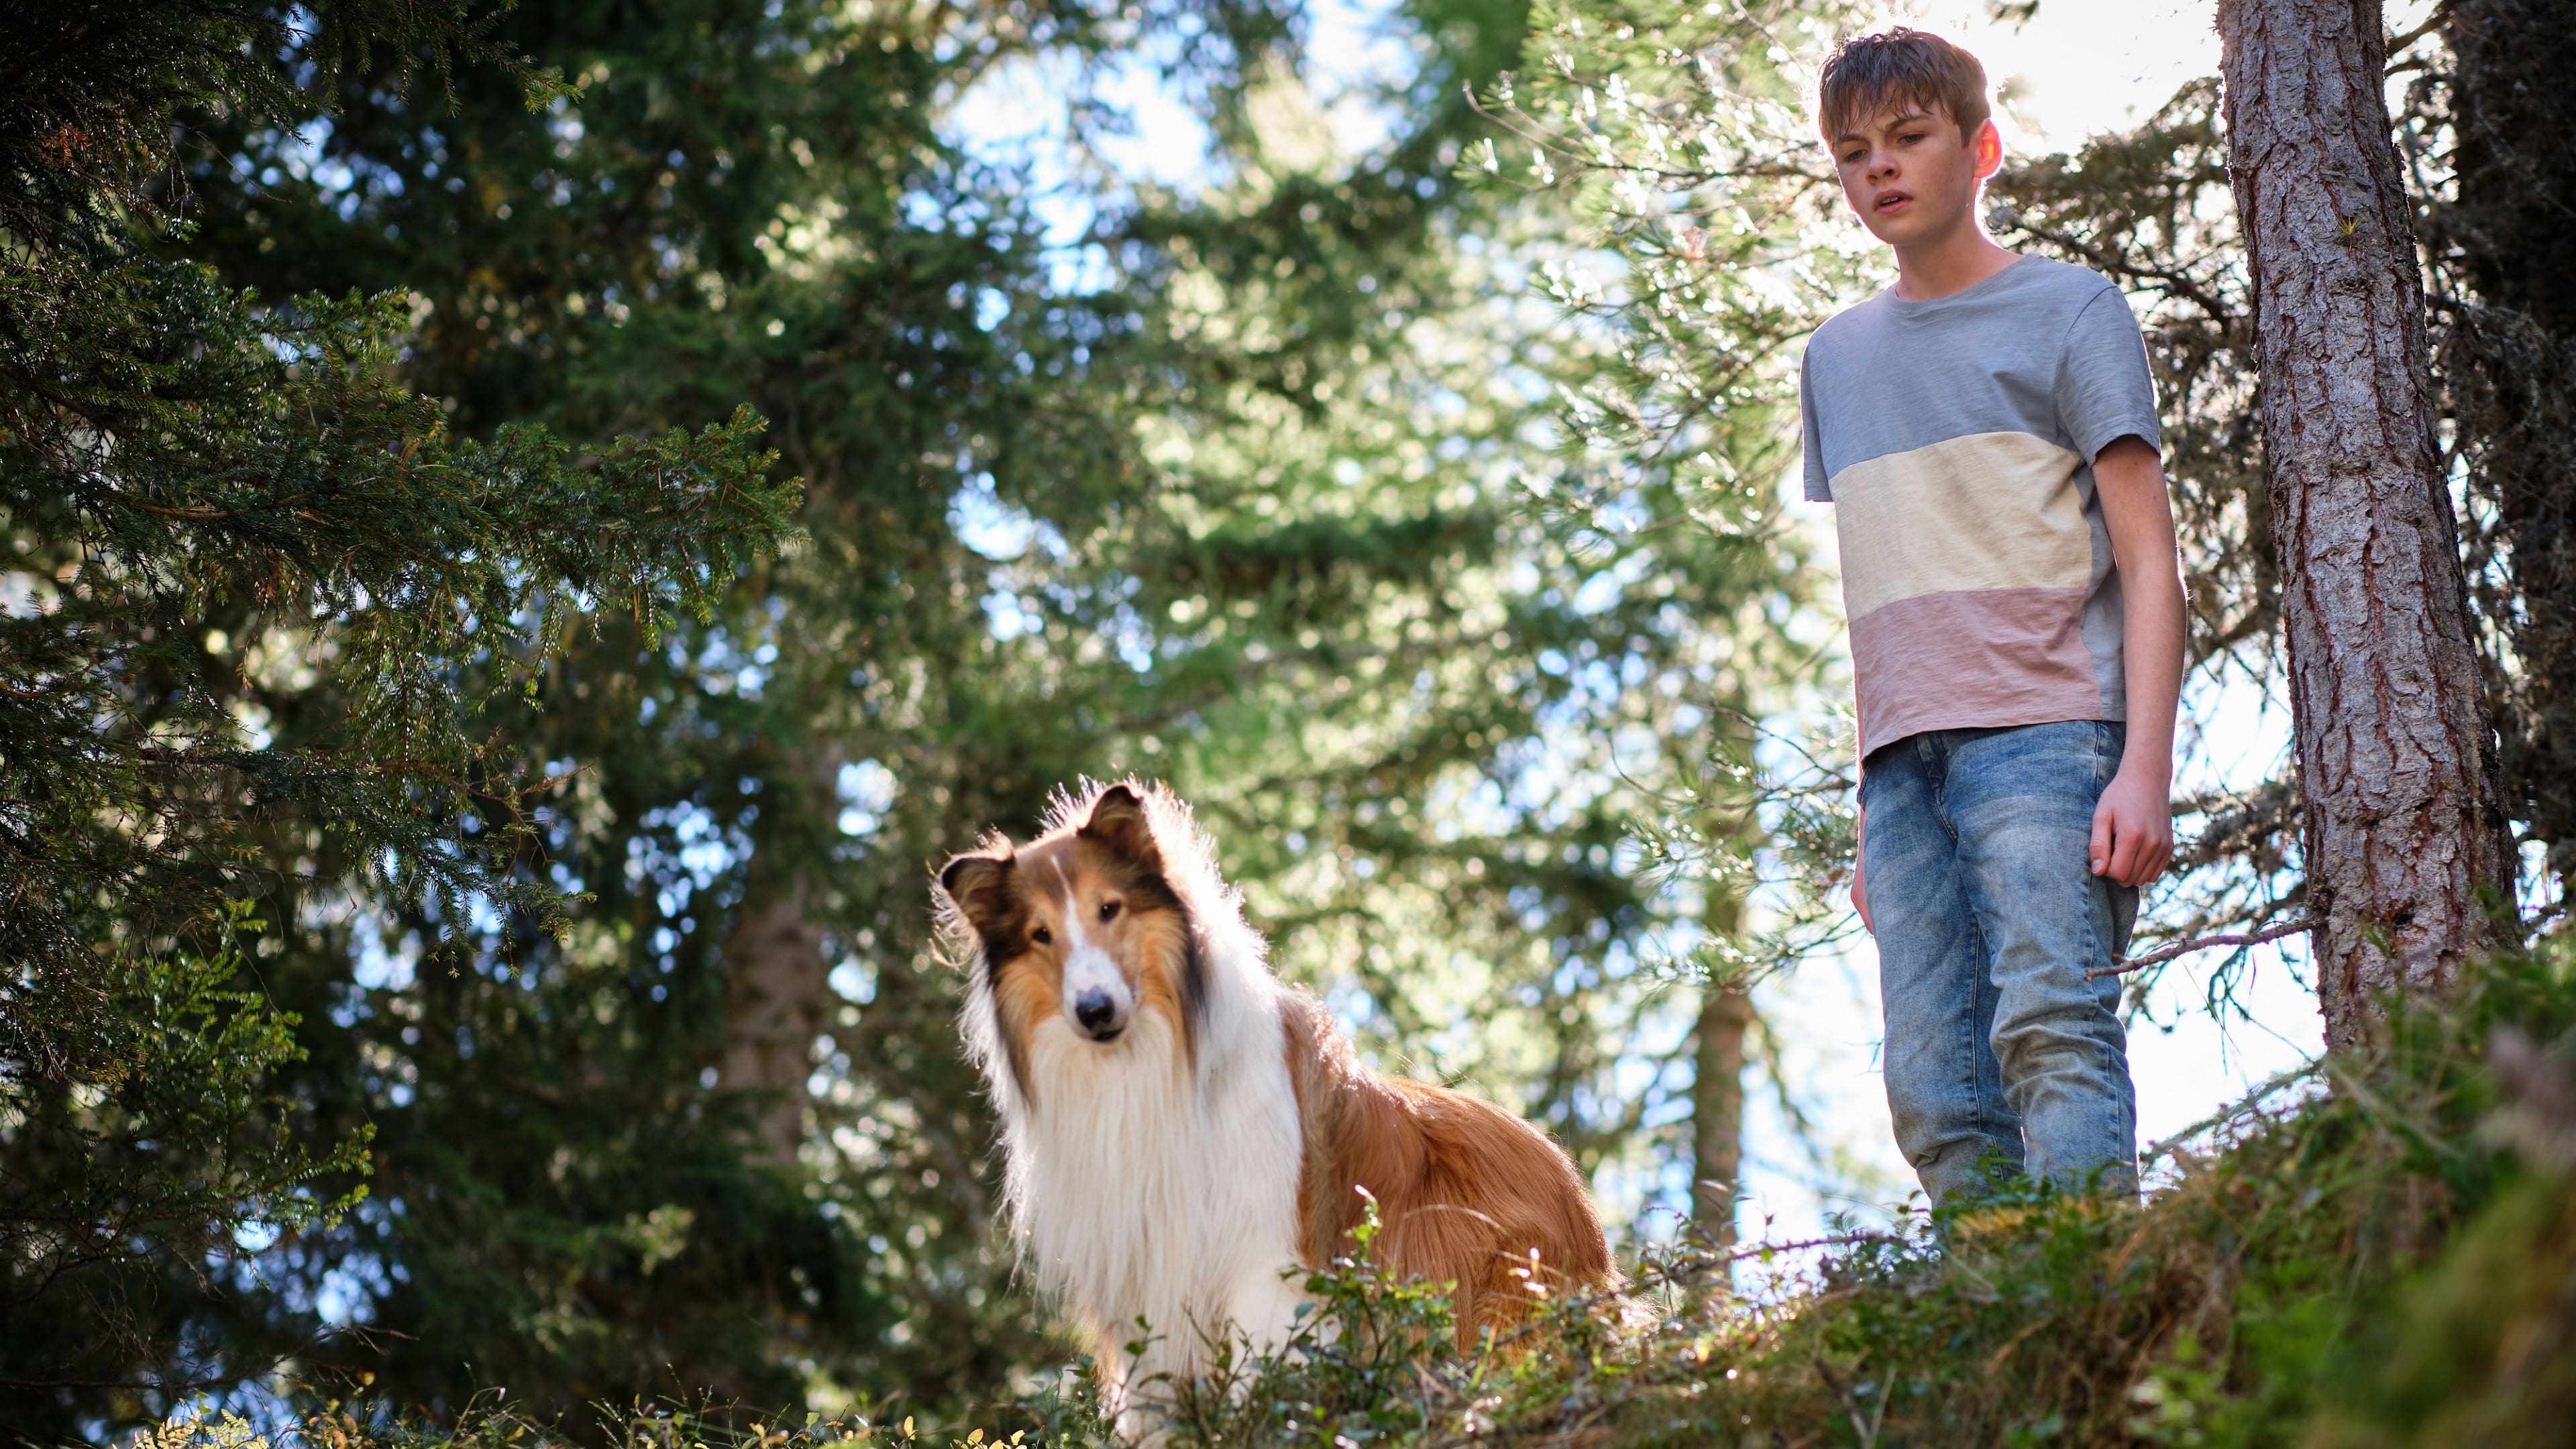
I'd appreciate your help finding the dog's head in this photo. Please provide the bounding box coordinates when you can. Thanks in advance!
[937,784,1206,1085]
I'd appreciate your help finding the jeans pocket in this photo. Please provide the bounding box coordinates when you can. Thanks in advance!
[2092,720,2124,789]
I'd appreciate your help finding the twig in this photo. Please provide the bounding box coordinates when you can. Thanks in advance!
[2087,918,2312,979]
[2384,1,2456,62]
[1811,1353,1885,1449]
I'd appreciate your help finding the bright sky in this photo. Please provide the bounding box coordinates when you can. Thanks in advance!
[1911,0,2222,149]
[942,0,2332,1244]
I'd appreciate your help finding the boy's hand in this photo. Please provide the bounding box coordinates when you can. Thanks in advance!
[2090,765,2172,887]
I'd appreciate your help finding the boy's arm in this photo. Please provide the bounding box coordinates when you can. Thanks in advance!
[2092,435,2184,887]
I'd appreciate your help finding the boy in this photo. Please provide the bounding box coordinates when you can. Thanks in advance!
[1799,30,2183,1208]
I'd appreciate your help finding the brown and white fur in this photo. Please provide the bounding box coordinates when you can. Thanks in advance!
[934,782,1613,1427]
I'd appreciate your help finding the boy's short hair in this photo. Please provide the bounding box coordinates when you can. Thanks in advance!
[1817,28,1991,144]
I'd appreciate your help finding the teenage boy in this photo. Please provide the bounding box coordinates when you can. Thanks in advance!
[1800,30,2183,1208]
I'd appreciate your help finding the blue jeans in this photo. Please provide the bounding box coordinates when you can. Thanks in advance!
[1861,721,2139,1208]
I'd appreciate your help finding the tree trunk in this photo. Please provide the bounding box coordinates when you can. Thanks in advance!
[1692,981,1751,1248]
[2217,0,2519,1049]
[1690,702,1758,1248]
[2436,0,2576,885]
[716,741,847,1163]
[718,881,828,1162]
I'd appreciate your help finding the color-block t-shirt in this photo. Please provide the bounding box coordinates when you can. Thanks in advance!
[1800,255,2161,761]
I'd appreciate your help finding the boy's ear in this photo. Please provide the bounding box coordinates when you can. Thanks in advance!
[1972,117,2002,180]
[938,851,1020,944]
[1077,784,1163,871]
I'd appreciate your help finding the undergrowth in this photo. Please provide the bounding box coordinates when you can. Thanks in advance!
[136,949,2576,1449]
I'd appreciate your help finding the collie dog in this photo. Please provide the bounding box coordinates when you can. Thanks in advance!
[935,782,1613,1422]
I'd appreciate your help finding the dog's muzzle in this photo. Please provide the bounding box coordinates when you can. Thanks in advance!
[1071,987,1125,1042]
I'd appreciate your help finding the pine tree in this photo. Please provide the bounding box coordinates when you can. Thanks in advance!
[2218,0,2518,1046]
[112,0,1783,1424]
[148,0,1147,1417]
[1,0,1878,1426]
[0,0,796,1431]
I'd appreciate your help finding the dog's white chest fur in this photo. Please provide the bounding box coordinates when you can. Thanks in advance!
[1000,987,1306,1393]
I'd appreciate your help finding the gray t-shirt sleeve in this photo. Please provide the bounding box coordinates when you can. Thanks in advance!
[2055,286,2161,462]
[1800,345,1832,502]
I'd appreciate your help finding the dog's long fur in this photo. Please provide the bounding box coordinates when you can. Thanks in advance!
[935,782,1613,1421]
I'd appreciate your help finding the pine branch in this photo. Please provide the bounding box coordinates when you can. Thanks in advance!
[2087,918,2314,979]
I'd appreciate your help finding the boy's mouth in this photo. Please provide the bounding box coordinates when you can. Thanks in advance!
[1873,190,1913,214]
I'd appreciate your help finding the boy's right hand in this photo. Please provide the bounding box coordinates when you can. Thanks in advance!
[1851,804,1872,933]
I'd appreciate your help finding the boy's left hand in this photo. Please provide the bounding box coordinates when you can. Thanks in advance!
[2090,765,2173,887]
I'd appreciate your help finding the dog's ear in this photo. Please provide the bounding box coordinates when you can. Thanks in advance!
[938,851,1019,945]
[1077,784,1163,871]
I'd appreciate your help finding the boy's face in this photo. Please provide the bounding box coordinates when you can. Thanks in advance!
[1829,101,2002,248]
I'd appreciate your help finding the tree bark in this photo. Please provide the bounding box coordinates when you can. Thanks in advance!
[2436,0,2576,884]
[2218,0,2519,1049]
[1690,702,1758,1249]
[718,881,828,1163]
[1692,981,1751,1248]
[717,742,847,1163]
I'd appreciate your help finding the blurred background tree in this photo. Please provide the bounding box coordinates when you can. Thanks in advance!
[1,0,797,1436]
[35,0,2576,1440]
[2428,0,2576,888]
[0,0,1827,1436]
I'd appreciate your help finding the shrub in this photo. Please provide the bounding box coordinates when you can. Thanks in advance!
[132,947,2576,1449]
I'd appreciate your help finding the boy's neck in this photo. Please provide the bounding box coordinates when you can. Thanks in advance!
[1889,211,2021,302]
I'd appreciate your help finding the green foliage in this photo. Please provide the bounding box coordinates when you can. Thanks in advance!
[154,942,2576,1449]
[0,1,557,254]
[1,252,793,963]
[1128,944,2576,1449]
[1148,1199,1480,1449]
[2308,1134,2576,1447]
[1493,0,1866,473]
[0,904,372,1419]
[2,0,1849,1423]
[1467,0,1876,987]
[70,0,1859,1426]
[1515,945,2571,1449]
[80,1,2576,1443]
[1,0,797,1429]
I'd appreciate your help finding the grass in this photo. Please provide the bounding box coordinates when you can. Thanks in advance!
[142,949,2576,1449]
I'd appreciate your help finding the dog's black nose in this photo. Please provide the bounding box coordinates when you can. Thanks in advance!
[1073,989,1120,1038]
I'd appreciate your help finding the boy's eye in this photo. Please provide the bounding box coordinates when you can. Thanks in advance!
[1030,925,1052,945]
[1098,900,1122,922]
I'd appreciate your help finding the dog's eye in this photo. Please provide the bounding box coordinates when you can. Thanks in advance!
[1098,900,1121,923]
[1030,926,1052,946]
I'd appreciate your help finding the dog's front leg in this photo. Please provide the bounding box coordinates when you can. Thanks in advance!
[1218,1261,1311,1368]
